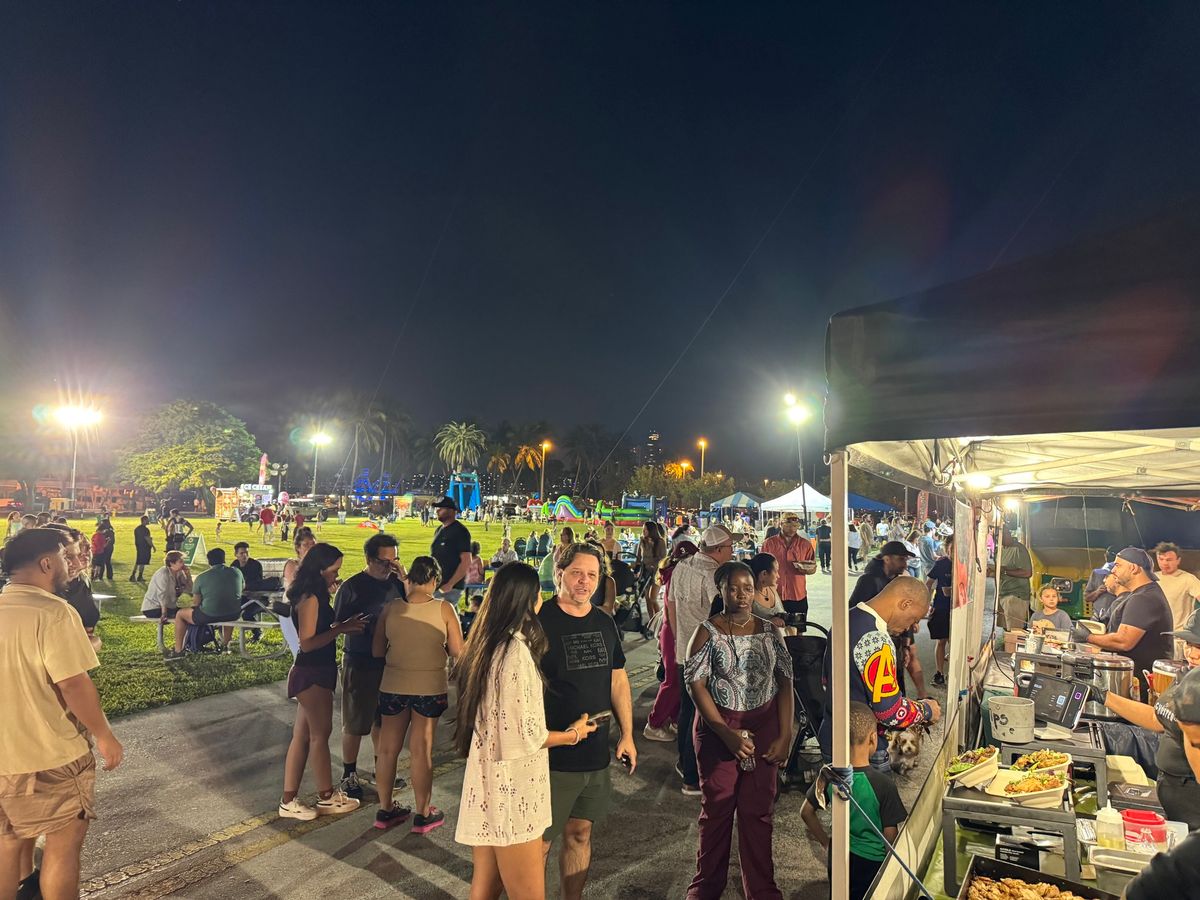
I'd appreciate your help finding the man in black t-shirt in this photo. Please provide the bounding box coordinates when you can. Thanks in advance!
[1076,546,1173,700]
[333,532,407,801]
[815,520,833,573]
[430,496,471,607]
[538,542,636,900]
[231,542,265,587]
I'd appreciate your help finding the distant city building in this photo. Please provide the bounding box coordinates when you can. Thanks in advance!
[641,429,662,468]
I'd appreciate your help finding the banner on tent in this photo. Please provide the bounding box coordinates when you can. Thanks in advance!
[917,490,929,524]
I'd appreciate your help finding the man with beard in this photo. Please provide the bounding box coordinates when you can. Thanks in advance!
[1075,547,1173,701]
[539,543,636,900]
[0,529,123,900]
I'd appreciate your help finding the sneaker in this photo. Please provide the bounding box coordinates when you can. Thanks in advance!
[643,723,674,743]
[315,790,360,816]
[340,772,364,801]
[933,671,946,687]
[279,798,318,821]
[374,803,412,830]
[411,806,445,834]
[675,764,701,795]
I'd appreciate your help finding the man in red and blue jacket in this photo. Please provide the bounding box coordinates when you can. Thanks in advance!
[819,576,941,769]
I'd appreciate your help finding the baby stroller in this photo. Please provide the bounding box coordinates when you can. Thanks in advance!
[779,620,829,791]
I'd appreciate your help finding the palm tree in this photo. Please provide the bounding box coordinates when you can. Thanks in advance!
[500,421,551,492]
[563,424,609,492]
[435,421,487,474]
[485,443,510,493]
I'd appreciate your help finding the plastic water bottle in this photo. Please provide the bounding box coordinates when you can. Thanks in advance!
[738,731,756,772]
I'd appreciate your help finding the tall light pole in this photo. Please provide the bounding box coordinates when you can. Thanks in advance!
[53,406,102,508]
[784,394,811,526]
[539,440,551,504]
[309,432,331,496]
[697,438,707,479]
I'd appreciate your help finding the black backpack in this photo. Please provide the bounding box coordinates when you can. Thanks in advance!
[184,623,217,653]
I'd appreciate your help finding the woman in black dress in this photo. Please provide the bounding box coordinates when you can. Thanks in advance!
[132,515,155,582]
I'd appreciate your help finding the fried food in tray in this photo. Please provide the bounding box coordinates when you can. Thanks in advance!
[1003,771,1064,795]
[1011,750,1070,771]
[966,875,1089,899]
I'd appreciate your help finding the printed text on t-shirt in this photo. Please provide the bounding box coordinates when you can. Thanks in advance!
[561,632,610,670]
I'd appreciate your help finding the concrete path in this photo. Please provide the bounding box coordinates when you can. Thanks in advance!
[81,569,949,899]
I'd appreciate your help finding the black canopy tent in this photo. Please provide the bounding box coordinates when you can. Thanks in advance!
[819,207,1200,900]
[826,205,1200,456]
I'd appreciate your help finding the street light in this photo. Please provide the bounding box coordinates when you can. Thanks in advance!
[680,460,693,476]
[540,440,552,504]
[784,394,812,525]
[309,432,331,496]
[53,406,102,507]
[697,438,707,479]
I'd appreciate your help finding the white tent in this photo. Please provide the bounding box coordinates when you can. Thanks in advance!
[760,483,832,513]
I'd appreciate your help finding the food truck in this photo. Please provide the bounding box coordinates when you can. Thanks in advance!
[822,208,1200,899]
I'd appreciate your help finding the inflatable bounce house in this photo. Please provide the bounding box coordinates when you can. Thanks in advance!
[448,472,481,513]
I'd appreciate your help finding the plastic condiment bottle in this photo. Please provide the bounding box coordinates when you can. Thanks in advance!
[1095,806,1126,850]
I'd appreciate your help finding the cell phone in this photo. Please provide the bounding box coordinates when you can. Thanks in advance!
[619,753,632,770]
[588,710,612,726]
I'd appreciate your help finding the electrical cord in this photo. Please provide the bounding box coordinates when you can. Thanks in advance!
[819,764,935,900]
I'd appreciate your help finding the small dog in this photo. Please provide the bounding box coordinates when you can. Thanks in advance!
[886,723,931,776]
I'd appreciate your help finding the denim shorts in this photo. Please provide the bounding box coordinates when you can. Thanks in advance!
[378,691,448,719]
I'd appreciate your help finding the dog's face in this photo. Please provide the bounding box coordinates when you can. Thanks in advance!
[888,728,923,758]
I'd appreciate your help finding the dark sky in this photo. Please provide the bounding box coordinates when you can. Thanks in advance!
[3,2,1200,482]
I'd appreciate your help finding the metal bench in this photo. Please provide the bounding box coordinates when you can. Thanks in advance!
[127,615,288,659]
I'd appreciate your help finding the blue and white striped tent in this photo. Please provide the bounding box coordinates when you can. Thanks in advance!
[708,491,762,511]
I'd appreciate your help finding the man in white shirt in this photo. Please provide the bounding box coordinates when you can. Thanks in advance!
[489,538,519,568]
[1156,542,1200,656]
[667,523,734,795]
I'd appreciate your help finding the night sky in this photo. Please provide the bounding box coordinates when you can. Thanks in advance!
[3,3,1200,481]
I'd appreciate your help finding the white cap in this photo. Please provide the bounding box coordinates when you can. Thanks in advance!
[701,523,735,548]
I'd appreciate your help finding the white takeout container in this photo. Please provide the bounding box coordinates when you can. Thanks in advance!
[984,767,1070,808]
[947,750,1000,789]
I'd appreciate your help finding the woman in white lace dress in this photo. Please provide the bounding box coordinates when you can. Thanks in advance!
[453,562,596,900]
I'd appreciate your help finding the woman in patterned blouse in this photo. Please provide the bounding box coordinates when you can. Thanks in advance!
[452,562,597,900]
[684,561,794,900]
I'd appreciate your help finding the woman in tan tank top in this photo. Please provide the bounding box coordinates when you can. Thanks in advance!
[372,556,464,834]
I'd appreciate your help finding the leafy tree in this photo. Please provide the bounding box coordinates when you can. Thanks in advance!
[115,401,261,494]
[435,421,486,473]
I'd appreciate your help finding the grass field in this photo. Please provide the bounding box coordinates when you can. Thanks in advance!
[66,515,551,718]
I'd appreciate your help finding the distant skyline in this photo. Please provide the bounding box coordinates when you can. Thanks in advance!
[4,3,1200,481]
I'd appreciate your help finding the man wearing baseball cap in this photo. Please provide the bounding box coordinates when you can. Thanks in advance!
[1124,666,1200,898]
[1074,546,1173,701]
[429,496,471,607]
[669,523,735,795]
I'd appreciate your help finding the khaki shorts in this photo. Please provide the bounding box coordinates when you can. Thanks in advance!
[544,768,611,841]
[341,655,385,736]
[999,595,1031,631]
[0,753,96,840]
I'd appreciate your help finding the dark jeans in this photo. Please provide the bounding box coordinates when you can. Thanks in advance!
[818,541,832,569]
[1158,772,1200,830]
[98,550,113,580]
[677,667,698,787]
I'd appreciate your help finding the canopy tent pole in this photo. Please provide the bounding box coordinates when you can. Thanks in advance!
[830,451,851,900]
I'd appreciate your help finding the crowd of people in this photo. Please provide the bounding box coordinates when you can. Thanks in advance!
[10,493,1200,900]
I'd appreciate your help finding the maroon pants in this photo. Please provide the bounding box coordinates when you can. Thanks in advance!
[688,698,783,900]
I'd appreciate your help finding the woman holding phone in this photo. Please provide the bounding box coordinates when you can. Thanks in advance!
[278,543,365,820]
[454,562,597,900]
[685,560,794,900]
[373,556,465,833]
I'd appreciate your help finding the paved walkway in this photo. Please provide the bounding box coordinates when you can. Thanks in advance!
[81,570,948,899]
